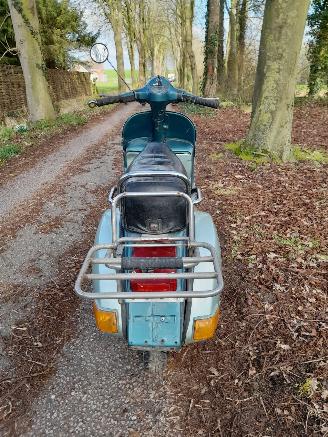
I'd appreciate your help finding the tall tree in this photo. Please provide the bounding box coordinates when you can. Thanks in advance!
[2,0,97,68]
[308,0,328,95]
[135,0,147,85]
[217,0,225,89]
[237,0,248,93]
[203,0,220,96]
[246,0,310,160]
[99,0,126,91]
[226,0,238,96]
[7,0,55,121]
[174,0,198,91]
[122,0,137,87]
[37,0,97,69]
[185,0,198,93]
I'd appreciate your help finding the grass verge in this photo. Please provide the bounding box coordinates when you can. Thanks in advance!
[0,105,116,166]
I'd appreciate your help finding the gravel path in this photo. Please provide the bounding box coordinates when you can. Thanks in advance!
[0,103,182,436]
[0,104,137,218]
[19,303,175,436]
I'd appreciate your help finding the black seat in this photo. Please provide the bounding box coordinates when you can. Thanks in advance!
[121,142,189,234]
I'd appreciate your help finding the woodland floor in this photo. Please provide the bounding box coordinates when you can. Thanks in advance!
[166,103,328,436]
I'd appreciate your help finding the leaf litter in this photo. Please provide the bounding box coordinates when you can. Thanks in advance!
[167,104,328,436]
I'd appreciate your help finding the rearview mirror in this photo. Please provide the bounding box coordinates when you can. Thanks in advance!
[90,43,109,64]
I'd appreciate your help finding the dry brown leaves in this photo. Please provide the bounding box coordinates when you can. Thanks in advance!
[168,104,328,436]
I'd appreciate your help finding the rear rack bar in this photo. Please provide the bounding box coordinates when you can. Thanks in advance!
[74,241,223,300]
[91,256,214,265]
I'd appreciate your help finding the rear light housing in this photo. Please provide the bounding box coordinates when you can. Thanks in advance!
[130,245,177,292]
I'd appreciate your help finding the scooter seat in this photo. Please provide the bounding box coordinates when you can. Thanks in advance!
[127,142,187,174]
[121,142,189,234]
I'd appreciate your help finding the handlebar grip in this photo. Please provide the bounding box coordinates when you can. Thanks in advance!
[88,92,135,108]
[180,94,220,109]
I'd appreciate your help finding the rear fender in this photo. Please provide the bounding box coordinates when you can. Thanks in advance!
[92,209,124,336]
[184,210,222,344]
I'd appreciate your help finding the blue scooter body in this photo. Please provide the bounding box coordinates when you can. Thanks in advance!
[76,76,223,352]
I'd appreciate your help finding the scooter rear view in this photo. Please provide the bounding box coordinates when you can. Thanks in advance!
[74,43,224,371]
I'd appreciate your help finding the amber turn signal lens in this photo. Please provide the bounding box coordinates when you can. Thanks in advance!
[193,308,220,341]
[93,304,118,334]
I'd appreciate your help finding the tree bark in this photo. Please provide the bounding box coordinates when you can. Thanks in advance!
[126,40,136,88]
[217,0,225,90]
[8,0,55,121]
[135,0,147,85]
[112,1,126,92]
[122,0,137,88]
[102,0,126,92]
[226,0,238,97]
[237,0,247,93]
[185,0,198,93]
[203,0,220,96]
[246,0,310,160]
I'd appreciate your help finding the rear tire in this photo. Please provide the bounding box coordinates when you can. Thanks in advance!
[147,351,167,373]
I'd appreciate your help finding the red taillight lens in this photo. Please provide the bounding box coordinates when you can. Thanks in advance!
[130,245,177,292]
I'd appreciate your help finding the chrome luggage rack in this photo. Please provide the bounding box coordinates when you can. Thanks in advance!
[74,189,224,300]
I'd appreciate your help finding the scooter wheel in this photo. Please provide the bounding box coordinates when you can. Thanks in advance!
[147,351,167,373]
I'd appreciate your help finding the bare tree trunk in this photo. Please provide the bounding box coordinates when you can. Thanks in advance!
[135,0,147,85]
[111,1,126,92]
[126,42,136,88]
[203,0,220,96]
[185,0,198,93]
[8,0,55,121]
[237,0,247,94]
[101,0,126,92]
[246,0,310,160]
[176,0,187,89]
[226,0,238,97]
[122,0,137,88]
[217,0,225,90]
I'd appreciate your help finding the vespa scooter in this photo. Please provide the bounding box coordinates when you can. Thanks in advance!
[75,45,224,371]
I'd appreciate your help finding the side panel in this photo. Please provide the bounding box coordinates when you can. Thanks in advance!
[92,209,124,336]
[184,210,223,344]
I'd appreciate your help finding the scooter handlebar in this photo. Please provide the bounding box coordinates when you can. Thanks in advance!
[179,93,220,109]
[88,91,135,108]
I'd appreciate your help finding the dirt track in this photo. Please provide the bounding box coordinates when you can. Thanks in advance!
[0,103,181,436]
